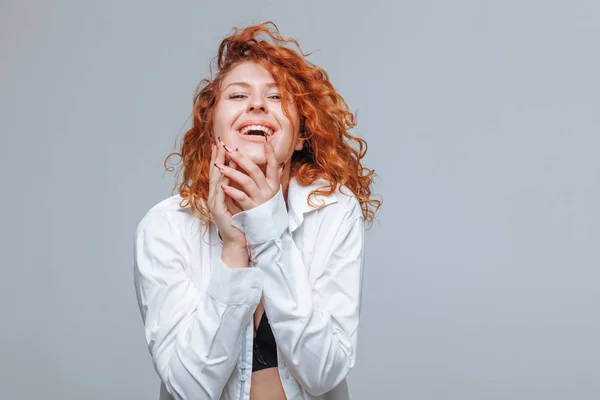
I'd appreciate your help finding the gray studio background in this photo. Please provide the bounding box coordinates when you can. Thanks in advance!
[1,0,598,399]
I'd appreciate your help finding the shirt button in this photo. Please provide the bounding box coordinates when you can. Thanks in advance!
[240,375,246,382]
[241,363,246,370]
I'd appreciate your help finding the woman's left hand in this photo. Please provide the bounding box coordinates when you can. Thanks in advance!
[214,138,282,211]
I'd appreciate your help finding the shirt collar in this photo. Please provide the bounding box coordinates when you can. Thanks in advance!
[286,176,338,232]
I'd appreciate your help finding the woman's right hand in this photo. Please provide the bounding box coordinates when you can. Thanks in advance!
[208,139,249,266]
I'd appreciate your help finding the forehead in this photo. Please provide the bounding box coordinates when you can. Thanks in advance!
[221,62,276,87]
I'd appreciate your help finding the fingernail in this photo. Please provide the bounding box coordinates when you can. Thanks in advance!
[218,136,221,143]
[223,144,231,152]
[235,147,238,151]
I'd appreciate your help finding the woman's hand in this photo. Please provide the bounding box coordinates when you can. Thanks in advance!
[207,139,247,249]
[215,138,282,211]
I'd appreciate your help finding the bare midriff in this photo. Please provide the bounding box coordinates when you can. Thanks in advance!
[250,299,287,400]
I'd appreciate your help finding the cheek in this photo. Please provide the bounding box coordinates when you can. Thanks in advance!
[276,106,300,134]
[287,106,301,135]
[212,116,226,134]
[212,105,234,132]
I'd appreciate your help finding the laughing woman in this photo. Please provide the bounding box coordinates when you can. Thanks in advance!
[133,22,381,400]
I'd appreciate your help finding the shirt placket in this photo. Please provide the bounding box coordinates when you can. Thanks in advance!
[238,321,253,400]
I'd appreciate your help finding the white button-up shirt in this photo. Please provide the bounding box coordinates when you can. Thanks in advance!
[133,177,365,400]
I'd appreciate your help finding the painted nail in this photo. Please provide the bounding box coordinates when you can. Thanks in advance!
[235,147,238,151]
[218,136,221,143]
[223,144,231,152]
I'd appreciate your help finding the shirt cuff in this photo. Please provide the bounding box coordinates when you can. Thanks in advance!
[231,186,288,245]
[206,258,263,305]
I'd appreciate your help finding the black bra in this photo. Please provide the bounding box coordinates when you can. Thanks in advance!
[252,312,278,371]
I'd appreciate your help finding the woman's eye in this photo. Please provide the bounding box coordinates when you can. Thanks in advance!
[229,93,247,99]
[268,94,281,100]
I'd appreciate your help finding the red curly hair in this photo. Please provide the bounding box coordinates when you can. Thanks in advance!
[165,21,381,226]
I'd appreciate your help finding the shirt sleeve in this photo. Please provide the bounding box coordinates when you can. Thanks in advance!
[133,209,263,400]
[231,187,365,396]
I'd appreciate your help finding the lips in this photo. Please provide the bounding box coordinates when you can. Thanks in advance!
[239,124,274,136]
[235,121,277,141]
[236,120,276,133]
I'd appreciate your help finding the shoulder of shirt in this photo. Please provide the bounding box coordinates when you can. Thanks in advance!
[144,193,189,215]
[135,194,201,235]
[331,183,363,222]
[291,177,363,221]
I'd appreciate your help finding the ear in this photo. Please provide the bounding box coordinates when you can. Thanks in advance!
[293,137,304,151]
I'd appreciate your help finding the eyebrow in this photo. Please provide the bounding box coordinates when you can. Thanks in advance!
[223,81,278,90]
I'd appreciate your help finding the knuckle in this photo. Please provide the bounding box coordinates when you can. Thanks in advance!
[232,193,243,201]
[250,164,261,175]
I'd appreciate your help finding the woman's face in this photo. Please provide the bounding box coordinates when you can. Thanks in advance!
[212,61,303,168]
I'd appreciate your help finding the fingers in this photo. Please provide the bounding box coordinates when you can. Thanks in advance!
[215,158,260,200]
[208,143,217,199]
[221,183,256,210]
[264,137,280,188]
[209,139,228,213]
[209,142,216,176]
[214,138,283,210]
[215,137,226,169]
[218,159,254,212]
[214,170,228,214]
[222,144,270,193]
[209,140,226,194]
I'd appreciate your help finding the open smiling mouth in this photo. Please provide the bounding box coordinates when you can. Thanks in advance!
[237,124,276,141]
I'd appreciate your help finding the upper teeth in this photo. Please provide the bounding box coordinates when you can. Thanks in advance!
[239,125,274,136]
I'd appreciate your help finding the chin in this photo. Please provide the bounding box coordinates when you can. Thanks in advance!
[236,145,268,166]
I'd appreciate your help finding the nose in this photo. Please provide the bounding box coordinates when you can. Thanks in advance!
[247,96,267,113]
